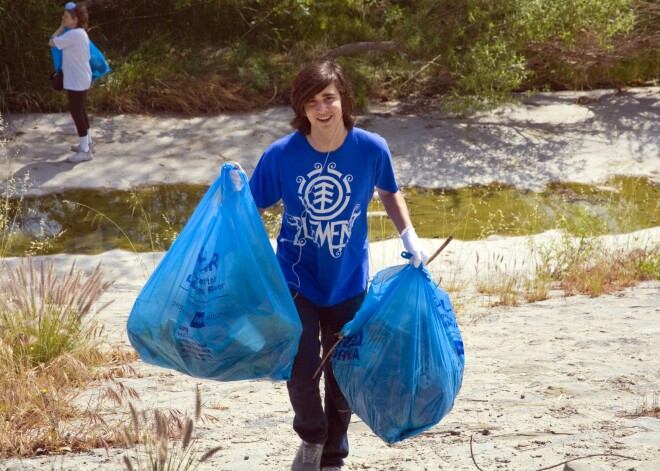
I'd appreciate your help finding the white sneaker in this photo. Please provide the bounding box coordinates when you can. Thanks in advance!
[67,151,93,163]
[71,141,95,153]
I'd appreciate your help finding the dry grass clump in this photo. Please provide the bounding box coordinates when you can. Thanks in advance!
[99,75,265,115]
[0,257,123,457]
[558,247,657,296]
[474,253,530,307]
[121,385,223,471]
[541,238,660,297]
[522,271,552,303]
[0,258,112,368]
[471,239,659,308]
[628,391,660,419]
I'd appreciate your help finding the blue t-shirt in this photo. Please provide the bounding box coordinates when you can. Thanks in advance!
[249,128,398,307]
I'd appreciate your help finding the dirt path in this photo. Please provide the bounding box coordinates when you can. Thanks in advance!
[4,87,658,196]
[2,233,659,470]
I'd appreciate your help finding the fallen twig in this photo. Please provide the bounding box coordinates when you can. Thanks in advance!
[400,53,444,89]
[321,41,401,60]
[470,434,638,471]
[533,453,639,471]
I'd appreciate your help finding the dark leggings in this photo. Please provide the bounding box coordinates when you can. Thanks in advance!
[67,89,89,137]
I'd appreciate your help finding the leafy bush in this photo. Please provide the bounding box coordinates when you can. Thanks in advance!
[1,0,655,114]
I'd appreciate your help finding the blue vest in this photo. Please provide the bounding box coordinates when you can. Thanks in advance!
[249,128,398,306]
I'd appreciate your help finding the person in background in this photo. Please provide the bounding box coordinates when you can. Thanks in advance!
[49,2,94,163]
[246,59,428,471]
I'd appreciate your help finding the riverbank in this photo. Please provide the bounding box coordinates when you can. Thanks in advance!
[3,87,659,196]
[1,231,659,470]
[1,88,659,470]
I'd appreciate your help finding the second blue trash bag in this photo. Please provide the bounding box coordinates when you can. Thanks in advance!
[127,164,302,381]
[333,261,465,444]
[50,29,110,82]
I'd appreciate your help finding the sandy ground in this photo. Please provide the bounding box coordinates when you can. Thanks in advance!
[3,87,659,194]
[1,88,659,470]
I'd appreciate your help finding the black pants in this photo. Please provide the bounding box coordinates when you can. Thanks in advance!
[287,290,366,468]
[67,89,89,137]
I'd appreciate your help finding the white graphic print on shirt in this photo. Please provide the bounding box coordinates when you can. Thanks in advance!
[282,162,361,258]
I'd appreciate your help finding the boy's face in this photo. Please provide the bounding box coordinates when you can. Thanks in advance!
[303,83,343,133]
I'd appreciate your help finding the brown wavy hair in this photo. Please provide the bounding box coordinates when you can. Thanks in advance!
[68,4,89,29]
[289,60,356,135]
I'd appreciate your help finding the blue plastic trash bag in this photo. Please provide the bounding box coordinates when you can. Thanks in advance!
[50,30,110,82]
[333,261,465,443]
[87,41,110,81]
[127,164,302,381]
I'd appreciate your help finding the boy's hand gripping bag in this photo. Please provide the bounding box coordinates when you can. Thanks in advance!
[332,261,465,443]
[127,164,302,381]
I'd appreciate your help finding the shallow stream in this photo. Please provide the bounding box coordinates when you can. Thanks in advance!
[6,176,658,256]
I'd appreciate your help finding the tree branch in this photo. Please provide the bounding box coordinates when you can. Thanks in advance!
[321,41,401,60]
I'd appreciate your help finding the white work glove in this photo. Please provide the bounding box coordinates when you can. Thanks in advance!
[229,162,245,191]
[401,227,429,268]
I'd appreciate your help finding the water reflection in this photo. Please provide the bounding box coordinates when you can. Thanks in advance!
[6,177,659,256]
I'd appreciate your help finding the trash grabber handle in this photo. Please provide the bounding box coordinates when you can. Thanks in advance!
[427,235,453,266]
